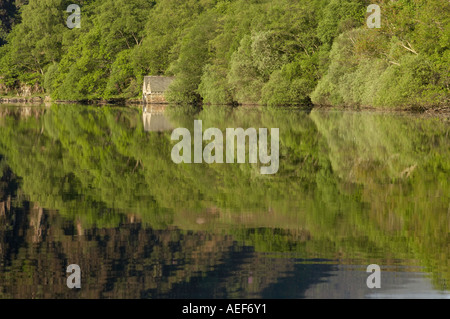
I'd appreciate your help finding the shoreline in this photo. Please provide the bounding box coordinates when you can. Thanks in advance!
[0,96,448,116]
[0,96,143,105]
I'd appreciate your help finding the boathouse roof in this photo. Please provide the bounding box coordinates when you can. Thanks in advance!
[143,76,175,94]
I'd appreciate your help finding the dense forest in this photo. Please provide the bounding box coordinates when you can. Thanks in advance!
[0,104,449,293]
[0,0,448,108]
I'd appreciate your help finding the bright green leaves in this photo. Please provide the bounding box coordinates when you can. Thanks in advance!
[0,0,447,108]
[312,0,449,108]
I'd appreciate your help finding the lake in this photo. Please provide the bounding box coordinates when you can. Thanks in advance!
[0,103,448,299]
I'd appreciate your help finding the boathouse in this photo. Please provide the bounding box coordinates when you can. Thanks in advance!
[142,76,175,104]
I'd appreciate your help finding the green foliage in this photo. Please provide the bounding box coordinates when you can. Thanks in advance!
[166,6,219,104]
[0,0,70,88]
[0,0,448,108]
[104,49,138,98]
[261,60,316,106]
[198,64,234,105]
[0,0,19,45]
[227,35,265,104]
[313,0,450,108]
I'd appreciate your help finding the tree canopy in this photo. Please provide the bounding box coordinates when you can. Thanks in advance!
[0,0,448,108]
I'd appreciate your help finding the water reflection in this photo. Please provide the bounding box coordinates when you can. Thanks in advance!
[0,103,448,298]
[143,105,174,132]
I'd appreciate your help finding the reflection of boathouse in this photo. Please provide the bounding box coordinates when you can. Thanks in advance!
[0,106,45,118]
[142,76,175,104]
[143,105,174,132]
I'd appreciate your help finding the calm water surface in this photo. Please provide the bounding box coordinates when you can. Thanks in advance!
[0,103,448,299]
